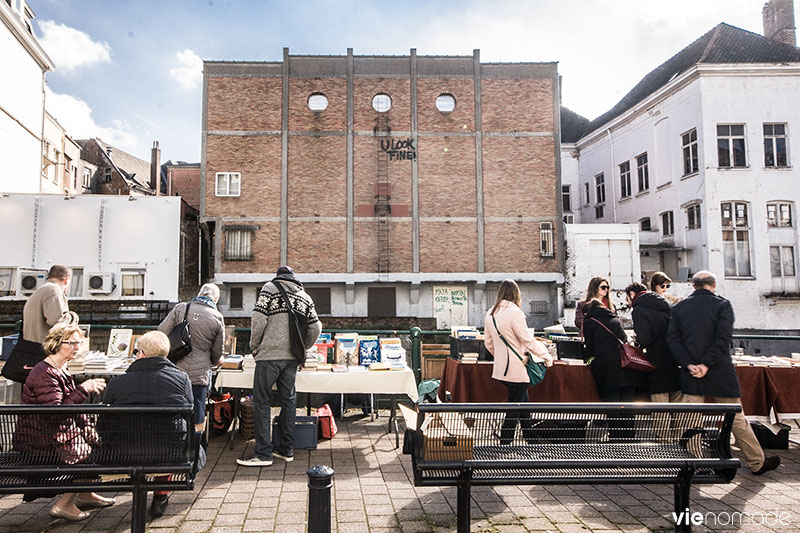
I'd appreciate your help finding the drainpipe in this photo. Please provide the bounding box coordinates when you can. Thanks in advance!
[606,128,618,223]
[40,73,47,193]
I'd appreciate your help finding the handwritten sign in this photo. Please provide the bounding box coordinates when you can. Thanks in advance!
[433,285,469,329]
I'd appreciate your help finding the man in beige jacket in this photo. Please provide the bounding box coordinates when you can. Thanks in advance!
[22,265,73,344]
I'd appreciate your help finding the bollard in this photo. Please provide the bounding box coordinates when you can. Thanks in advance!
[307,465,334,533]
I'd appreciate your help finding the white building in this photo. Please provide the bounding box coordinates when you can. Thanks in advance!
[564,11,800,331]
[0,0,54,193]
[41,111,94,195]
[0,194,182,302]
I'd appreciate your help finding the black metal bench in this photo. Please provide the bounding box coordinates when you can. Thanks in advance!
[0,404,200,533]
[407,402,740,533]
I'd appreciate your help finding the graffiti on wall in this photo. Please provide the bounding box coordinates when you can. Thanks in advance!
[380,138,417,161]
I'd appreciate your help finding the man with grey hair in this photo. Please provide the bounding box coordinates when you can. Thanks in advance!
[158,283,224,432]
[22,265,74,344]
[667,270,779,475]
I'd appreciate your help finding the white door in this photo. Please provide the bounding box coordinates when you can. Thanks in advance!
[589,239,633,289]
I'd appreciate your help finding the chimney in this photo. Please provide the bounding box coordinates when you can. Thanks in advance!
[763,0,797,46]
[150,141,161,196]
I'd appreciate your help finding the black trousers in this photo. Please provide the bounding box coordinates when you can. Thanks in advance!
[499,381,533,444]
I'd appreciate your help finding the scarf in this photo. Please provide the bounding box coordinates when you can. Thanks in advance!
[192,295,218,310]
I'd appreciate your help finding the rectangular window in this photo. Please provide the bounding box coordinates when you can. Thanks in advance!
[595,205,604,219]
[636,153,649,191]
[721,201,751,277]
[661,211,674,236]
[121,270,145,297]
[583,182,590,206]
[83,168,91,188]
[594,173,605,204]
[640,217,651,231]
[215,172,241,197]
[717,124,747,167]
[764,123,788,167]
[68,268,83,298]
[0,268,15,297]
[306,287,332,315]
[104,168,112,182]
[540,222,554,257]
[229,287,243,309]
[224,229,253,261]
[686,204,701,230]
[767,202,793,227]
[368,287,396,318]
[561,185,571,212]
[770,245,797,293]
[682,129,699,175]
[619,161,631,198]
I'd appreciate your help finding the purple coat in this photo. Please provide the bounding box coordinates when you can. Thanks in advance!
[13,361,94,464]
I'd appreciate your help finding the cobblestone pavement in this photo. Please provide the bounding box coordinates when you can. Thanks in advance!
[0,411,798,532]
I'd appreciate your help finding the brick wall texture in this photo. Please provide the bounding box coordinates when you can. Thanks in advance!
[204,57,559,275]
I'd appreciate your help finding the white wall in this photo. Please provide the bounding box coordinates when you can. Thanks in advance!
[0,194,181,301]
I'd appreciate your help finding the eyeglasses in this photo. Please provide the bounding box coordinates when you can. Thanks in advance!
[660,283,671,289]
[64,341,81,347]
[599,285,609,290]
[132,348,142,356]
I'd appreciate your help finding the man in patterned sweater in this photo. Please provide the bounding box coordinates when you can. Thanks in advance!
[237,266,322,467]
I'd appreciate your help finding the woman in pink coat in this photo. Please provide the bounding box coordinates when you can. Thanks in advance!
[484,279,553,444]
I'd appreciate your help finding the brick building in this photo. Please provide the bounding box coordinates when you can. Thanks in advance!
[202,48,563,327]
[164,161,201,210]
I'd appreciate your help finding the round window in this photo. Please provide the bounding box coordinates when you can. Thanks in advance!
[372,93,392,113]
[308,93,328,111]
[435,93,456,113]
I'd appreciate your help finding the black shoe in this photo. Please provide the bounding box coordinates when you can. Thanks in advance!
[150,493,169,518]
[753,455,780,475]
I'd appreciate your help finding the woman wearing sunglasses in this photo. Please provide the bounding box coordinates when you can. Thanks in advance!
[574,276,616,330]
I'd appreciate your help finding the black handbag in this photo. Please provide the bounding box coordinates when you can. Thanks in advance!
[274,281,309,365]
[167,303,193,363]
[1,335,46,384]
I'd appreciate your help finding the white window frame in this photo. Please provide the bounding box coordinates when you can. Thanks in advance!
[540,222,554,257]
[636,153,649,191]
[68,267,83,298]
[661,211,674,236]
[215,172,241,197]
[594,173,605,205]
[717,124,747,168]
[721,201,752,278]
[224,229,253,261]
[767,202,793,228]
[770,245,797,293]
[83,168,91,188]
[686,204,701,230]
[583,182,590,206]
[561,185,571,212]
[682,128,699,175]
[0,267,15,297]
[619,161,631,198]
[120,269,145,297]
[763,123,788,168]
[640,217,651,231]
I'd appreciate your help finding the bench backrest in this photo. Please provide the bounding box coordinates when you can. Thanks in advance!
[0,404,195,471]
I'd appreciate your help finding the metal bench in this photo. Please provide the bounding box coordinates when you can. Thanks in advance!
[407,402,740,533]
[0,404,200,533]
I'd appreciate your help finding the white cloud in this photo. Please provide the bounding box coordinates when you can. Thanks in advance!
[45,88,141,155]
[169,49,203,91]
[36,20,111,74]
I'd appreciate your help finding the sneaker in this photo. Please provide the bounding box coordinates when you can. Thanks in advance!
[753,455,780,475]
[273,451,294,462]
[236,455,273,467]
[150,493,169,518]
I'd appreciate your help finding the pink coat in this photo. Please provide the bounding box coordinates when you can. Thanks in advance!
[484,301,546,383]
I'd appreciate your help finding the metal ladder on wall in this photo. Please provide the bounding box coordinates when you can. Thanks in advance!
[374,115,391,278]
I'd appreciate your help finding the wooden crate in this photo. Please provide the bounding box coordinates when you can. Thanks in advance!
[422,343,449,381]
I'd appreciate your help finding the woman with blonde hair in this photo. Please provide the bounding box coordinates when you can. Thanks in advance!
[13,323,112,521]
[574,276,615,329]
[484,279,553,444]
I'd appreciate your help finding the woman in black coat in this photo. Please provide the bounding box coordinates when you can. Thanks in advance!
[627,284,681,401]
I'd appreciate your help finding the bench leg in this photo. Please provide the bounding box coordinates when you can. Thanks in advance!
[673,469,693,533]
[456,470,472,533]
[131,472,148,533]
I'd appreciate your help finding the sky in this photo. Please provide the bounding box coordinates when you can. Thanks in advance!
[30,0,792,164]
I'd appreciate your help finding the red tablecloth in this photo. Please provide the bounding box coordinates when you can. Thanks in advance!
[438,357,800,420]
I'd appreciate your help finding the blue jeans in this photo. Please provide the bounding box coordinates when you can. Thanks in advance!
[192,385,208,426]
[253,360,297,460]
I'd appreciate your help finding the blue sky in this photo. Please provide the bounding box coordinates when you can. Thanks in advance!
[32,0,783,163]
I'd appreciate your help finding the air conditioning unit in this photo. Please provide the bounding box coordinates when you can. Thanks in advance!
[18,269,47,296]
[87,272,114,294]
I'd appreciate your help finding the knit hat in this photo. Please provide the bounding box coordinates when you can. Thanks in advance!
[276,266,294,276]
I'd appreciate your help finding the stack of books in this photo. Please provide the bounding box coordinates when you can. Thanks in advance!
[84,357,128,373]
[460,352,479,364]
[332,364,348,373]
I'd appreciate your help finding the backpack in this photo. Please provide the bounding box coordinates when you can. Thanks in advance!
[313,404,338,439]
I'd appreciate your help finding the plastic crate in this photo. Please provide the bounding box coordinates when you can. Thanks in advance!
[1,334,19,361]
[751,422,790,450]
[272,415,318,450]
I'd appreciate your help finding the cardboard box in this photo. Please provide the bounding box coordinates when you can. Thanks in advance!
[422,412,474,461]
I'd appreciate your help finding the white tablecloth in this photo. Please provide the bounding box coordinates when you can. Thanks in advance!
[215,367,419,402]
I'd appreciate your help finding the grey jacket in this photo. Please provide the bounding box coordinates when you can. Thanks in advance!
[22,281,70,344]
[158,300,224,386]
[251,278,321,362]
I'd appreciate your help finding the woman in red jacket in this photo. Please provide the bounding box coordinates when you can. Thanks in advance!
[13,324,111,521]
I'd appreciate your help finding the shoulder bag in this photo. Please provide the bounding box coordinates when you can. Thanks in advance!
[274,281,309,365]
[167,302,193,363]
[588,317,657,373]
[1,328,46,384]
[491,313,546,386]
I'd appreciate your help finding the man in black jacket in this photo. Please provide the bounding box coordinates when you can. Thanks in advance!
[102,331,196,517]
[667,271,779,475]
